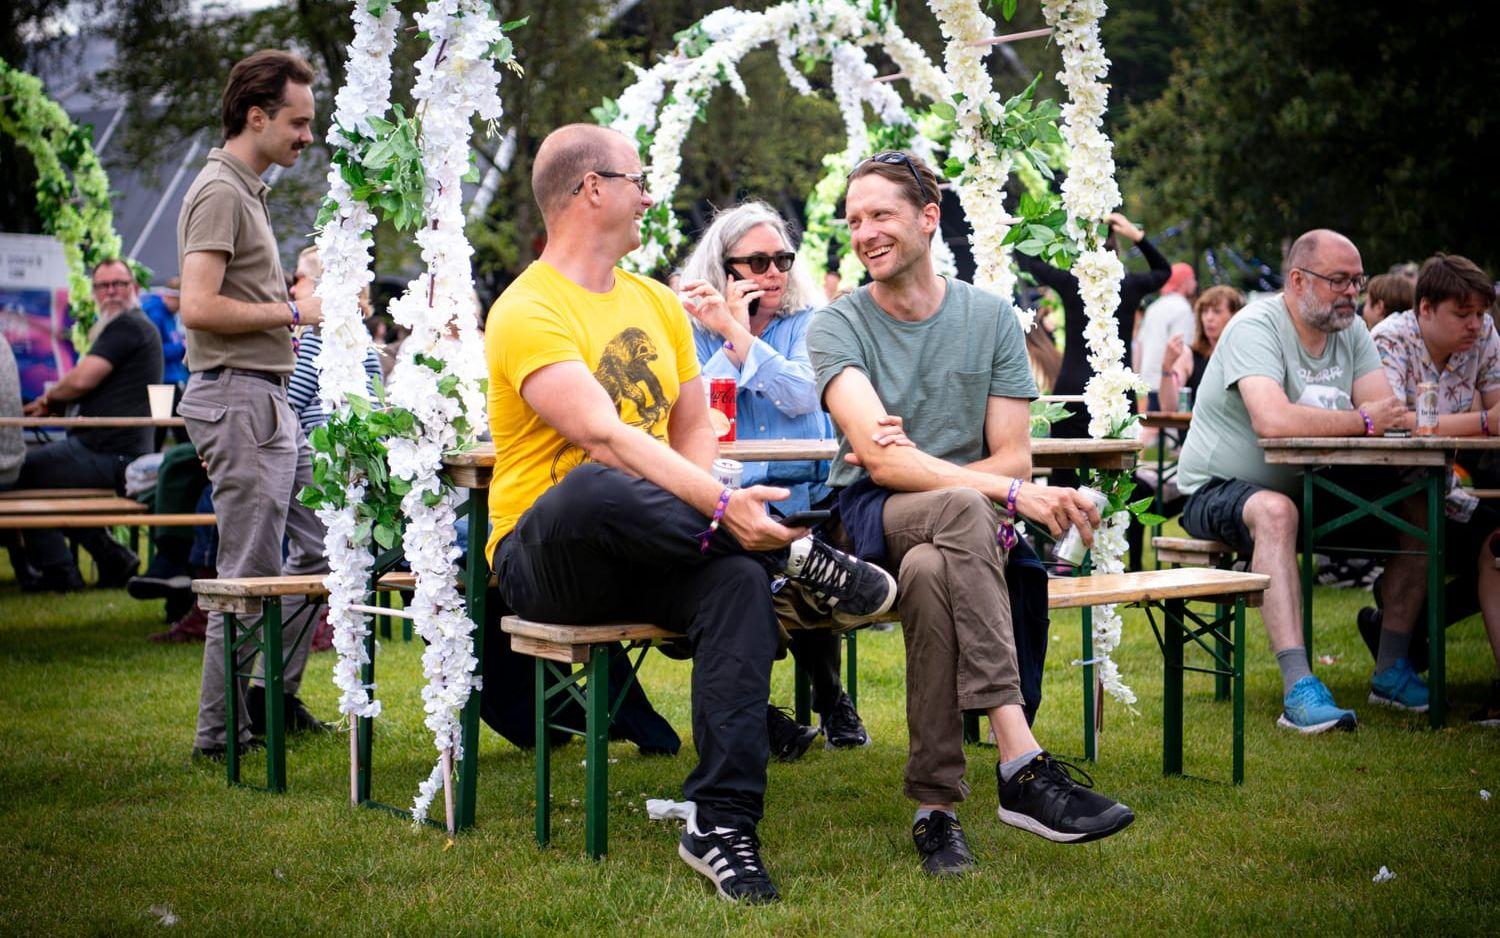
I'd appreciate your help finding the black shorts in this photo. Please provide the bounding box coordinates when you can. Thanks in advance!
[1180,472,1399,557]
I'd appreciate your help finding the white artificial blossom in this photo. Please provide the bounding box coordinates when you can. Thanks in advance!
[313,0,402,723]
[1042,0,1141,705]
[384,0,504,823]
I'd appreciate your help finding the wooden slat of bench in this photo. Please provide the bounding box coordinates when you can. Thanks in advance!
[1151,536,1234,553]
[1470,489,1500,499]
[1047,568,1268,610]
[0,488,118,500]
[0,513,215,529]
[0,496,146,515]
[193,575,330,598]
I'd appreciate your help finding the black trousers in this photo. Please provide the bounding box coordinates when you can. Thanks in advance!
[16,436,134,572]
[787,628,842,717]
[495,464,781,832]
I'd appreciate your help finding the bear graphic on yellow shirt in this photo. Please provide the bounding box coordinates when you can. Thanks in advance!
[549,326,672,482]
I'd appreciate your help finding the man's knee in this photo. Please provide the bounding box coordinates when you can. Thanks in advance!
[1244,490,1297,538]
[897,543,945,596]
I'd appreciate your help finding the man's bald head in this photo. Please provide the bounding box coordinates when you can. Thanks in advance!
[1285,229,1357,273]
[532,124,635,222]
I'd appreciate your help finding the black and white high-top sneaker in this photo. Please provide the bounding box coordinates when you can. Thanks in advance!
[782,537,897,619]
[678,818,780,904]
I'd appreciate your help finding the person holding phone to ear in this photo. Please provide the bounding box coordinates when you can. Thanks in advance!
[681,202,912,759]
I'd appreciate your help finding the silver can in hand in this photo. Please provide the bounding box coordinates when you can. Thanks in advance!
[1052,485,1113,567]
[712,458,744,489]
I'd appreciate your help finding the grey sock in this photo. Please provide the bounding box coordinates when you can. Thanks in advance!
[914,807,954,825]
[1376,628,1412,673]
[998,747,1043,782]
[1276,647,1314,695]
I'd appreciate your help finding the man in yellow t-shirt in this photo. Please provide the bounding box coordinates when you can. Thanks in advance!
[485,125,896,904]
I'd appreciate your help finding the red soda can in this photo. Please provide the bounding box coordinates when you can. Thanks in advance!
[708,377,737,442]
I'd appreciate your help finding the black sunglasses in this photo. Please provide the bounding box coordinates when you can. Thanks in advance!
[849,151,926,198]
[724,252,796,275]
[571,170,647,196]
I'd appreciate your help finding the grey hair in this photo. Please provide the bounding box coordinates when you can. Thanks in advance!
[679,201,819,332]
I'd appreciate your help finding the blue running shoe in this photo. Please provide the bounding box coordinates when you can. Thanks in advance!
[1277,675,1358,734]
[1369,658,1429,712]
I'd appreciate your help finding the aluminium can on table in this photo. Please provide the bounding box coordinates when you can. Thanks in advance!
[1415,381,1439,436]
[1176,387,1194,412]
[708,377,738,442]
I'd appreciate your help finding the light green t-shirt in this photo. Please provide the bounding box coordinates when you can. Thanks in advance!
[807,278,1037,489]
[1177,294,1383,496]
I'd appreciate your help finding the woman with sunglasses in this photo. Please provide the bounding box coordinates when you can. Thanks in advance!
[680,201,875,760]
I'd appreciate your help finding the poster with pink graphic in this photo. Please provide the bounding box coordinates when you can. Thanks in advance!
[1,233,75,402]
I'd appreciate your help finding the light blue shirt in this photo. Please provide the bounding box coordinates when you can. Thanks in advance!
[695,308,834,514]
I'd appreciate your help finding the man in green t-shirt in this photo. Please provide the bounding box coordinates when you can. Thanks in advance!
[1176,229,1408,734]
[807,151,1135,877]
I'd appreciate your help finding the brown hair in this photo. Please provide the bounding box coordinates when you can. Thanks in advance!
[846,151,942,211]
[1364,273,1412,319]
[1026,326,1062,393]
[1191,284,1244,358]
[221,50,315,140]
[1415,253,1495,314]
[531,124,629,221]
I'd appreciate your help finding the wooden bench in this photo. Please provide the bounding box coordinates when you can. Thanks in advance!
[0,496,148,515]
[0,487,118,500]
[504,566,1270,857]
[1152,536,1236,568]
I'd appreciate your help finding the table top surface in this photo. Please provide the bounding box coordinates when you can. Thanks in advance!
[1259,434,1500,466]
[0,416,186,428]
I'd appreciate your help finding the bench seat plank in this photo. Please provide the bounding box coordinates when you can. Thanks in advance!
[0,512,215,529]
[0,496,147,515]
[0,488,118,500]
[1047,568,1267,610]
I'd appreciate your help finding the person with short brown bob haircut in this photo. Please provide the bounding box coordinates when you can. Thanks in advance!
[176,49,329,762]
[1361,272,1414,331]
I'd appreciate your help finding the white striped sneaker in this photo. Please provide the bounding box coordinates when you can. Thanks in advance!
[677,818,780,904]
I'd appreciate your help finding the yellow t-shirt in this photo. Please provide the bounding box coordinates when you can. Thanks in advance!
[484,261,699,561]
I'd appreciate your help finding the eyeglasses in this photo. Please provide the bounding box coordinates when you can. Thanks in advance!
[571,170,647,196]
[724,252,796,275]
[849,151,927,200]
[92,280,134,292]
[1295,268,1368,293]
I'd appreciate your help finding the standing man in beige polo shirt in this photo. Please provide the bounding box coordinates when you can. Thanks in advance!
[176,50,330,761]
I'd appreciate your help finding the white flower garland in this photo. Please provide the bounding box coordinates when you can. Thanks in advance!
[1042,0,1141,705]
[384,0,504,824]
[929,0,1021,317]
[313,1,402,724]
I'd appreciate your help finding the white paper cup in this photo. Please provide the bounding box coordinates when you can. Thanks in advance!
[148,384,175,420]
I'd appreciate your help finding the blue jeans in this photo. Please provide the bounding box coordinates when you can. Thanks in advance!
[16,436,133,572]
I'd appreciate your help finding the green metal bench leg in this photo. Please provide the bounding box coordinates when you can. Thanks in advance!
[1214,602,1230,702]
[1082,604,1096,761]
[1426,465,1447,728]
[845,629,858,711]
[357,622,375,805]
[376,589,391,640]
[585,646,610,860]
[225,612,240,786]
[534,658,551,847]
[263,598,286,793]
[1301,470,1316,660]
[794,658,812,726]
[1233,596,1246,784]
[962,711,980,744]
[1162,598,1184,778]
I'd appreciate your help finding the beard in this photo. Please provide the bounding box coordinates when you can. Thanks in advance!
[1300,295,1358,333]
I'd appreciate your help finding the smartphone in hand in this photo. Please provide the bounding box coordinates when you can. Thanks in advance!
[724,266,761,318]
[778,509,832,528]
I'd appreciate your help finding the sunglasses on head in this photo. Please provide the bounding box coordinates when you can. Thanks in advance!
[849,151,926,196]
[724,252,796,275]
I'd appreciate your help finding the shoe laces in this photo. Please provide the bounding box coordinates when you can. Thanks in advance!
[913,812,964,854]
[709,827,770,882]
[826,694,860,734]
[799,541,849,597]
[1022,754,1096,793]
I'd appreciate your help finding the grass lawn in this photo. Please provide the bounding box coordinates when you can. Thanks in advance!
[2,548,1497,935]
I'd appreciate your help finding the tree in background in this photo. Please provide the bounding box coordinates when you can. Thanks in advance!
[1117,0,1499,274]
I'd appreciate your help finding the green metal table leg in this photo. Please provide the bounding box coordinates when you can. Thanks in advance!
[1214,601,1230,702]
[962,711,980,745]
[845,629,858,711]
[1427,466,1447,728]
[1151,432,1168,568]
[793,658,811,726]
[376,588,391,640]
[1163,598,1184,777]
[225,612,240,787]
[263,598,286,793]
[1302,470,1316,659]
[1082,604,1096,761]
[584,647,610,860]
[456,491,489,831]
[1233,596,1246,785]
[534,658,551,847]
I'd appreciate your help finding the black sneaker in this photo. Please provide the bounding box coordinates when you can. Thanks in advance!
[1472,681,1500,728]
[766,705,819,762]
[996,752,1134,844]
[128,572,193,600]
[912,811,975,876]
[94,545,140,589]
[678,819,780,904]
[821,691,870,749]
[782,537,896,619]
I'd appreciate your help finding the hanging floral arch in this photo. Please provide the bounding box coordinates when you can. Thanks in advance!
[0,58,128,353]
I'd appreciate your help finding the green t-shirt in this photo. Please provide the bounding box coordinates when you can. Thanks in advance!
[807,278,1037,489]
[1177,294,1383,496]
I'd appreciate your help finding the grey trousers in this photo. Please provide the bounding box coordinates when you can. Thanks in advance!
[883,488,1020,804]
[178,371,327,748]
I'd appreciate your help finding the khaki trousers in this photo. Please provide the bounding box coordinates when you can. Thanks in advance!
[179,371,327,748]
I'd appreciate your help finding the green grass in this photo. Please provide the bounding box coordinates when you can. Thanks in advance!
[2,552,1498,935]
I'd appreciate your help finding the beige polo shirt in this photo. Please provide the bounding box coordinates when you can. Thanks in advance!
[176,147,296,374]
